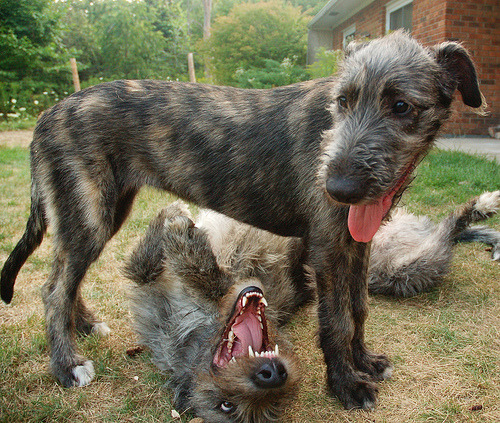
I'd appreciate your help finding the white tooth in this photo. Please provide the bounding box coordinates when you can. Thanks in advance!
[260,297,268,307]
[260,323,264,330]
[274,345,279,356]
[248,345,255,357]
[257,314,262,322]
[228,330,235,342]
[230,357,236,364]
[242,296,248,307]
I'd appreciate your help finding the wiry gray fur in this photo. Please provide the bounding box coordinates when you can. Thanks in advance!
[0,31,484,408]
[368,191,500,296]
[125,202,307,422]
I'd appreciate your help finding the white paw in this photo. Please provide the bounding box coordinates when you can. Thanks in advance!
[72,360,95,387]
[476,191,500,214]
[382,365,394,380]
[92,322,111,337]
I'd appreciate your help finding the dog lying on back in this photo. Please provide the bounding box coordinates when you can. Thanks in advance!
[125,192,498,421]
[125,202,313,423]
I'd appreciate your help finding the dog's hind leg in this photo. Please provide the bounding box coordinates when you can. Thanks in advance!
[40,165,137,386]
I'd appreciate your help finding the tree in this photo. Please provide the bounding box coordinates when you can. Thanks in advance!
[0,0,72,117]
[200,1,309,85]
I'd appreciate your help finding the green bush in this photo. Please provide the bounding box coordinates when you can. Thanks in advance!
[234,57,309,89]
[307,47,343,79]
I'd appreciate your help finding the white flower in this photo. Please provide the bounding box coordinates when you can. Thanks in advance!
[7,113,20,118]
[34,100,39,105]
[11,98,17,104]
[43,92,48,95]
[19,107,26,112]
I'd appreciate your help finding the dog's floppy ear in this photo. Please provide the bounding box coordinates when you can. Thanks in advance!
[433,42,483,108]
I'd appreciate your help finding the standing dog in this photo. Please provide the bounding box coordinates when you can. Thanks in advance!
[125,202,309,422]
[0,32,483,409]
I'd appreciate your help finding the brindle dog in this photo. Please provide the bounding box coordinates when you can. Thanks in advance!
[125,202,309,423]
[1,32,484,408]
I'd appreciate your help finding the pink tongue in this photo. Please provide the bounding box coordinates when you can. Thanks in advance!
[232,313,263,356]
[348,194,393,243]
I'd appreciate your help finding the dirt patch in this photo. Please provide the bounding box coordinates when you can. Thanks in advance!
[0,130,33,149]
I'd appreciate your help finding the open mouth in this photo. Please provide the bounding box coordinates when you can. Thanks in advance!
[213,286,278,368]
[348,159,416,243]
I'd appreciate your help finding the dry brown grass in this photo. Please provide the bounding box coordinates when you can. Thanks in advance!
[1,133,499,422]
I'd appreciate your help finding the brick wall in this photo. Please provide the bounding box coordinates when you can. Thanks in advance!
[442,0,499,135]
[329,0,499,135]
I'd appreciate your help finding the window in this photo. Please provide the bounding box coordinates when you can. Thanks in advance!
[343,24,356,48]
[386,0,413,33]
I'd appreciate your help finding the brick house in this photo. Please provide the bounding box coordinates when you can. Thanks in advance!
[307,0,499,136]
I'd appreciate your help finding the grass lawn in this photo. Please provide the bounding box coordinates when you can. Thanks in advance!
[0,141,499,422]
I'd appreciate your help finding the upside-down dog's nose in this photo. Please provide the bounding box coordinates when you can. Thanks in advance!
[326,176,365,204]
[252,359,288,388]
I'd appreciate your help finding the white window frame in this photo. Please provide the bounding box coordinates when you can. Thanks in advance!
[342,24,356,48]
[385,0,413,33]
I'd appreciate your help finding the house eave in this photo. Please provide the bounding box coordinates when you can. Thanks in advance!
[309,0,376,31]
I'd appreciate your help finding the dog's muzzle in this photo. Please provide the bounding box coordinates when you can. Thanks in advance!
[325,175,365,205]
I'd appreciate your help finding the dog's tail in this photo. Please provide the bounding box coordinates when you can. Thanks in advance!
[1,181,47,304]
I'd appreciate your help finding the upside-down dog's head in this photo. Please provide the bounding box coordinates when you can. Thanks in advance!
[191,280,299,423]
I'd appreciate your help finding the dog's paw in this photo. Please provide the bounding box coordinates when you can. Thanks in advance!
[354,350,393,382]
[71,360,95,387]
[329,371,378,410]
[92,322,111,337]
[475,191,500,218]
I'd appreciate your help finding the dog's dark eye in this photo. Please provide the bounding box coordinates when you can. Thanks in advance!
[393,101,412,116]
[220,401,235,413]
[337,96,348,109]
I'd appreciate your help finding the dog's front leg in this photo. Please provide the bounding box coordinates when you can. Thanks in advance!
[309,227,379,410]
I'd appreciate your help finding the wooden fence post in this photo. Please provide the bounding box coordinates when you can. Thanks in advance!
[70,58,81,92]
[188,53,196,83]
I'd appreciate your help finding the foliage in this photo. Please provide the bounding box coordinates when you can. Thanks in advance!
[0,0,73,118]
[235,57,309,89]
[200,1,309,85]
[307,47,343,79]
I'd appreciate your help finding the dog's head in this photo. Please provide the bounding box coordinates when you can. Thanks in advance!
[319,31,484,242]
[190,282,299,423]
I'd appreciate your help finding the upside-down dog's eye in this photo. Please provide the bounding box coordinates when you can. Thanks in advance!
[337,96,348,109]
[220,401,235,413]
[393,100,412,116]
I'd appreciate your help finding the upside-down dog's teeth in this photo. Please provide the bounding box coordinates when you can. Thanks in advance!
[248,345,255,357]
[260,297,268,307]
[274,344,279,356]
[230,357,236,364]
[242,296,248,307]
[257,314,262,322]
[228,330,235,343]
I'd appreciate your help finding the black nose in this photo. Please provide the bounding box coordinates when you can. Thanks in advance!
[252,359,288,389]
[326,176,365,204]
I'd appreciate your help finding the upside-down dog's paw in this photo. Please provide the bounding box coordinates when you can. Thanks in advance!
[328,370,378,410]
